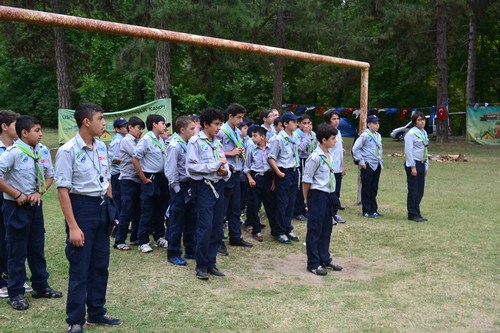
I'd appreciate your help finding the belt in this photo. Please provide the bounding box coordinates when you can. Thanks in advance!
[250,170,273,177]
[69,193,107,205]
[279,166,297,173]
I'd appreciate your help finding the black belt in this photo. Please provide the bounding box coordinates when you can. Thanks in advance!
[250,170,273,177]
[279,167,297,173]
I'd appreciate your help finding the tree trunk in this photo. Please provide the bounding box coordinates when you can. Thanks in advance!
[272,10,285,112]
[436,0,449,142]
[155,41,171,99]
[53,0,71,109]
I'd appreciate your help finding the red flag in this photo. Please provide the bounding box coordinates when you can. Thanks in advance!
[437,106,447,120]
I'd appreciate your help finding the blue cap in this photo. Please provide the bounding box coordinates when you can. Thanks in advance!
[113,117,128,128]
[239,119,253,128]
[367,115,380,123]
[281,111,301,123]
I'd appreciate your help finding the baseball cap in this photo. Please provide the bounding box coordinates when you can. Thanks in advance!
[367,115,380,123]
[113,117,128,128]
[281,111,302,123]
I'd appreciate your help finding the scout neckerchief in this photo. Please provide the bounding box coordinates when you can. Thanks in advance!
[319,152,335,191]
[147,131,165,159]
[170,133,187,153]
[203,137,220,161]
[283,133,300,167]
[410,127,429,160]
[14,142,46,194]
[221,123,245,162]
[364,129,381,158]
[308,132,317,154]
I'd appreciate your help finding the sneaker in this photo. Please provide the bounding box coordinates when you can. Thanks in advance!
[184,253,196,260]
[8,294,29,310]
[273,234,291,244]
[335,214,346,223]
[24,282,33,293]
[0,286,8,298]
[373,212,384,217]
[323,261,343,271]
[332,217,337,225]
[287,232,299,241]
[196,268,209,280]
[169,256,187,266]
[86,314,123,326]
[139,244,153,253]
[67,324,84,333]
[308,266,327,276]
[294,214,307,221]
[113,243,131,251]
[363,212,376,218]
[155,237,168,248]
[253,233,263,242]
[207,267,225,277]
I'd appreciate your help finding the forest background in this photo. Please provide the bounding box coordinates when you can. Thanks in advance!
[0,0,498,137]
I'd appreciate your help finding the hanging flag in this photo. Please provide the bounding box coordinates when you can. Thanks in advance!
[437,106,447,120]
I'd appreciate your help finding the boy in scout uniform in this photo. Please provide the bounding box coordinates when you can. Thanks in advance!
[56,103,122,333]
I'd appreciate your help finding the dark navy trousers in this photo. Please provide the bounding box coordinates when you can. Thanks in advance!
[3,200,49,297]
[405,161,426,218]
[246,172,276,235]
[114,179,140,245]
[0,195,7,288]
[167,182,196,259]
[65,194,110,326]
[137,173,169,245]
[110,173,122,213]
[306,190,339,270]
[334,172,343,207]
[294,158,307,216]
[223,171,242,241]
[273,168,298,237]
[360,164,381,214]
[192,180,225,270]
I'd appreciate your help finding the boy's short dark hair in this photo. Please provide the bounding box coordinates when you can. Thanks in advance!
[259,109,272,121]
[316,123,338,143]
[74,103,104,128]
[199,108,224,129]
[174,115,194,133]
[127,116,145,130]
[323,109,340,124]
[226,103,246,118]
[273,117,282,127]
[145,114,165,131]
[411,111,426,125]
[300,114,311,122]
[16,115,41,138]
[0,110,20,134]
[251,126,267,137]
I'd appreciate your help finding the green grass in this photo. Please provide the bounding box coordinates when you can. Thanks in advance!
[0,133,498,333]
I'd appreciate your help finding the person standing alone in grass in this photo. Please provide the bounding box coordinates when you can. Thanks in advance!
[56,103,122,333]
[352,115,384,218]
[404,111,429,222]
[303,124,343,276]
[0,115,62,310]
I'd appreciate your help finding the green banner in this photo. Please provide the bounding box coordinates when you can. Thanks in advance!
[466,105,500,145]
[58,99,172,144]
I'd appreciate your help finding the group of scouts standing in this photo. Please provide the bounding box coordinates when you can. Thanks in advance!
[0,103,430,333]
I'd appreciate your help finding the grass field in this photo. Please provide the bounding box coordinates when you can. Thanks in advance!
[0,130,498,333]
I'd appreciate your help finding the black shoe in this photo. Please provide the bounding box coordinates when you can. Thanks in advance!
[408,216,427,222]
[338,205,345,210]
[32,287,63,299]
[273,235,291,244]
[7,294,29,310]
[419,215,428,221]
[294,214,308,221]
[229,238,253,247]
[207,267,225,277]
[196,268,209,280]
[217,242,229,256]
[86,314,123,326]
[67,324,84,333]
[307,266,327,276]
[323,262,343,271]
[373,212,384,217]
[363,213,376,218]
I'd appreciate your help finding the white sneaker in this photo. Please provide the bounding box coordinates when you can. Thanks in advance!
[139,244,153,253]
[155,237,168,248]
[24,282,33,293]
[335,214,346,223]
[0,286,8,298]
